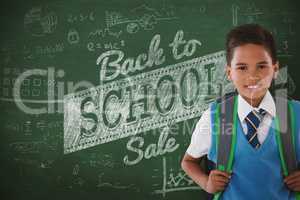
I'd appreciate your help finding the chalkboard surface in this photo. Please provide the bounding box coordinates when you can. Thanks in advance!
[0,0,299,200]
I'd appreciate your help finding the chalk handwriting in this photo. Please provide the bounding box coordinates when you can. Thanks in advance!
[169,30,202,60]
[96,30,201,82]
[123,130,179,166]
[97,34,165,81]
[64,51,228,154]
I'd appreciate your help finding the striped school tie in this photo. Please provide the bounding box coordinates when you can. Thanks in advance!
[245,109,267,149]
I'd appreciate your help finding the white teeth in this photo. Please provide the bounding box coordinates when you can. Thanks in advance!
[247,85,258,89]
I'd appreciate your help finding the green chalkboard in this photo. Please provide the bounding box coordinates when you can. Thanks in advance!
[0,0,299,199]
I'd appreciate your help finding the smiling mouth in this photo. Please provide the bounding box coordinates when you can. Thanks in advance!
[244,84,263,91]
[246,85,259,89]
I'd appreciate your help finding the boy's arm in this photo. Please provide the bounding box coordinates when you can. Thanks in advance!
[181,153,231,194]
[181,153,208,189]
[284,170,300,192]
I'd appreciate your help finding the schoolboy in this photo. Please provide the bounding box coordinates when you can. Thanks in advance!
[181,24,300,199]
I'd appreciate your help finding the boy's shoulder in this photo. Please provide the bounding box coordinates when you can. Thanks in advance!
[214,91,237,104]
[290,98,300,105]
[208,91,237,110]
[290,98,300,111]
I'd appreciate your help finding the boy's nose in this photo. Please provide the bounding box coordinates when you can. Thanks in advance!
[248,75,259,80]
[248,68,260,78]
[247,71,260,84]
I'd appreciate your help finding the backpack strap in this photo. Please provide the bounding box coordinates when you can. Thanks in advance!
[213,95,238,200]
[274,97,298,175]
[274,97,300,200]
[213,94,299,200]
[216,95,237,171]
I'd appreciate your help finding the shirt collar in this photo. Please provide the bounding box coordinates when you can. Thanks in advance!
[238,90,276,122]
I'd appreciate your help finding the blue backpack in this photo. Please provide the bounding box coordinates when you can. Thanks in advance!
[211,93,299,200]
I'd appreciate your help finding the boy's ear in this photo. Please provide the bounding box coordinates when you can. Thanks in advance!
[226,65,232,80]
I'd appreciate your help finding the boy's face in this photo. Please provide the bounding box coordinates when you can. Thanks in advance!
[226,44,279,107]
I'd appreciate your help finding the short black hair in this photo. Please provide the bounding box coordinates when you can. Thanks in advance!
[226,24,277,65]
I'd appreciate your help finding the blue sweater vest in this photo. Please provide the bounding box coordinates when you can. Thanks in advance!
[208,100,300,200]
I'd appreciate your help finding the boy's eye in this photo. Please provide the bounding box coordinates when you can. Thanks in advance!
[258,65,268,69]
[237,66,247,70]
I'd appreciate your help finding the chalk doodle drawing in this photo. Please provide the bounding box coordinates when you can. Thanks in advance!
[67,11,95,24]
[9,141,44,154]
[88,27,123,39]
[154,157,199,197]
[80,153,115,168]
[87,40,125,51]
[23,43,64,59]
[0,45,16,65]
[232,4,239,26]
[277,40,292,58]
[281,13,296,35]
[244,3,263,23]
[230,3,296,60]
[24,6,58,37]
[68,29,80,45]
[105,4,178,34]
[35,43,64,56]
[1,67,48,101]
[96,173,140,191]
[230,3,263,25]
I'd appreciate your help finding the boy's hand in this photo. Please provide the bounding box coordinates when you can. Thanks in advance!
[284,170,300,192]
[205,170,232,194]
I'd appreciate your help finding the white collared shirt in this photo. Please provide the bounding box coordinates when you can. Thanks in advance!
[186,90,276,158]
